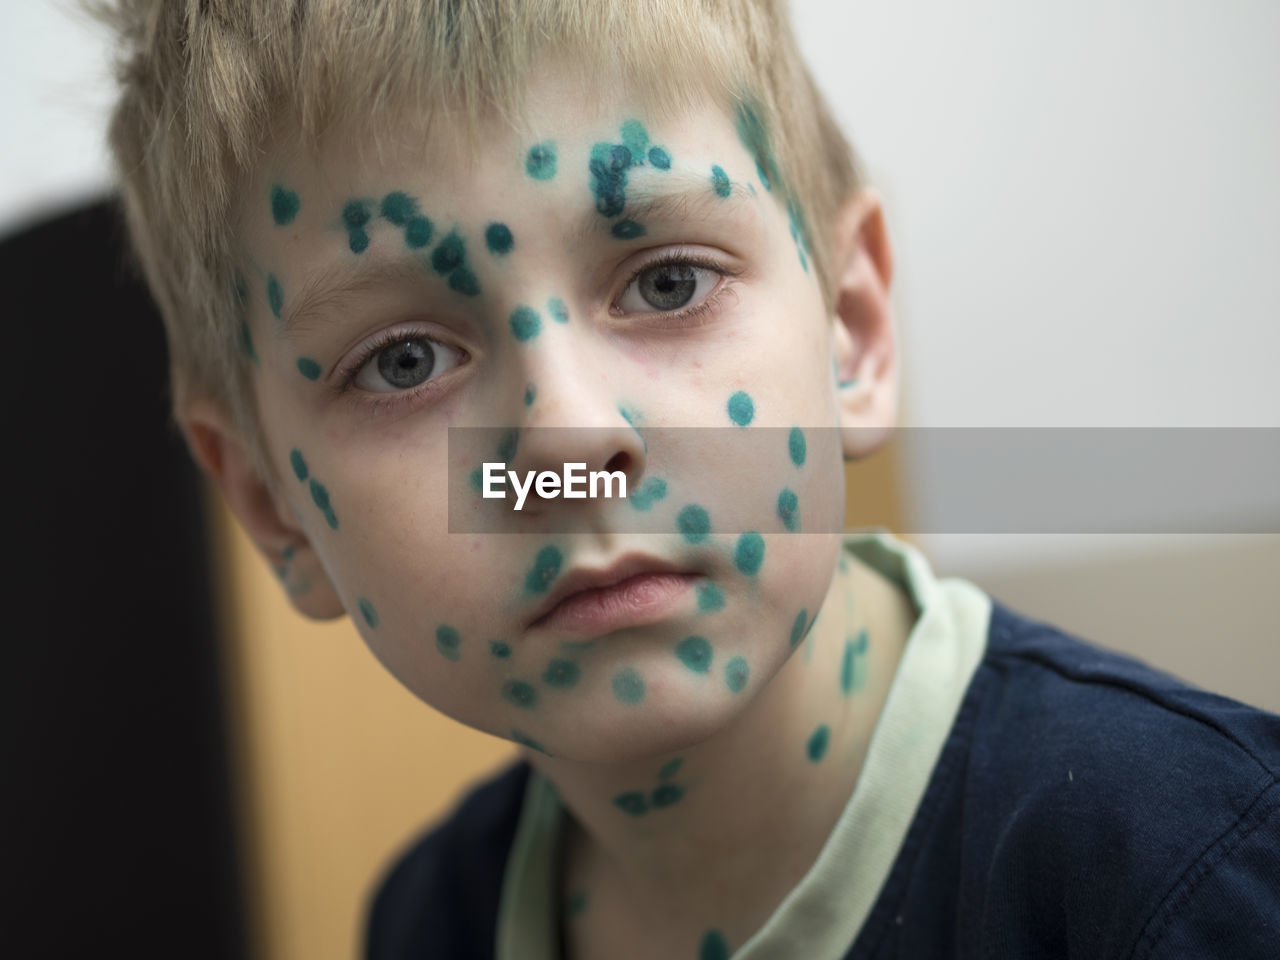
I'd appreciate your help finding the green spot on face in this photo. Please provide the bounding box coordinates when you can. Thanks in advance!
[647,146,671,170]
[807,724,831,762]
[735,102,780,195]
[509,305,542,342]
[840,638,855,695]
[710,165,731,198]
[657,757,683,781]
[289,449,307,481]
[700,930,730,960]
[727,391,754,426]
[448,266,480,297]
[650,783,685,808]
[511,728,551,755]
[620,119,650,160]
[789,609,808,648]
[357,597,378,628]
[502,679,537,709]
[404,215,433,249]
[430,231,465,275]
[675,635,712,674]
[348,228,369,254]
[612,668,645,705]
[380,191,417,226]
[611,219,645,240]
[525,546,563,593]
[677,504,711,542]
[696,581,725,612]
[267,274,283,319]
[239,319,258,365]
[547,297,569,323]
[789,427,807,466]
[541,658,580,688]
[485,222,514,256]
[342,200,371,229]
[628,476,667,511]
[309,478,330,512]
[725,656,750,693]
[777,487,800,531]
[734,532,765,575]
[322,507,338,530]
[296,356,322,381]
[524,383,537,407]
[469,466,483,492]
[496,428,519,463]
[270,185,300,226]
[526,141,557,180]
[589,142,631,218]
[436,625,462,661]
[490,640,512,659]
[613,791,648,816]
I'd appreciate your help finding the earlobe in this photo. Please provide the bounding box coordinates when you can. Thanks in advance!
[182,402,347,620]
[828,187,900,461]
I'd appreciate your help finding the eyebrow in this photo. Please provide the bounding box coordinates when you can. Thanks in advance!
[283,255,431,338]
[577,171,757,244]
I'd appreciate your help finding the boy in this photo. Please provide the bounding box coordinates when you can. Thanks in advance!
[100,1,1279,957]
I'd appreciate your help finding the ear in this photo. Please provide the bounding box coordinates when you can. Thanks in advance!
[828,187,899,460]
[181,400,346,620]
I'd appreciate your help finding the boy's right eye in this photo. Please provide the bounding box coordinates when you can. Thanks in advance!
[352,333,466,393]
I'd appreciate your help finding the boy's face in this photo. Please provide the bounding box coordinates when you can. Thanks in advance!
[225,65,892,762]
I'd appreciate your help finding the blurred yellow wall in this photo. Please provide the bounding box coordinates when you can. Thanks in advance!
[212,444,906,960]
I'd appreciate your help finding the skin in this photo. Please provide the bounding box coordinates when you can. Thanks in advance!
[187,60,908,960]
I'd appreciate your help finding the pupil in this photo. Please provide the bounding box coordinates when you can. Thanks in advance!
[377,338,435,388]
[639,264,697,310]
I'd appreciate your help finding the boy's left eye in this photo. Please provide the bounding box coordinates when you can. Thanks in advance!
[353,334,465,393]
[618,261,721,314]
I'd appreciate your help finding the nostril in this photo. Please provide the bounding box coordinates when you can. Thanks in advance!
[605,451,633,476]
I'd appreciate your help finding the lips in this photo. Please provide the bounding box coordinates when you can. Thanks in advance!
[526,554,699,634]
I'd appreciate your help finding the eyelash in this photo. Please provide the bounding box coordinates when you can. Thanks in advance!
[336,325,465,398]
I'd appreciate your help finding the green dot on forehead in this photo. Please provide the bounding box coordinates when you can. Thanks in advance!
[620,119,649,158]
[676,504,711,543]
[357,597,378,628]
[675,635,713,674]
[541,658,580,688]
[789,427,807,466]
[404,215,433,249]
[647,146,671,170]
[485,222,514,256]
[502,679,538,709]
[509,305,542,342]
[724,655,749,693]
[430,231,465,274]
[342,199,371,229]
[526,141,557,180]
[270,185,300,225]
[435,625,462,661]
[380,191,417,226]
[611,668,645,705]
[524,545,563,593]
[734,532,765,575]
[727,391,754,426]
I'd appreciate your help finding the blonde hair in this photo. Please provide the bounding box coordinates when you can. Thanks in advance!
[97,0,866,471]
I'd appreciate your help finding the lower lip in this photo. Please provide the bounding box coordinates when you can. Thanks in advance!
[533,572,700,636]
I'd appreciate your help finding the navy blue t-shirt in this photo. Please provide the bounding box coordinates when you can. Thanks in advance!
[365,598,1280,958]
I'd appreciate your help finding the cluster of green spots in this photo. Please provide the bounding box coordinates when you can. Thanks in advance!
[777,487,800,531]
[727,391,754,426]
[611,667,645,705]
[789,609,809,648]
[588,121,673,239]
[675,635,713,674]
[700,930,731,960]
[490,640,512,659]
[502,679,537,709]
[296,357,322,381]
[547,297,569,323]
[436,624,462,661]
[734,532,765,575]
[807,724,831,762]
[710,165,731,199]
[509,305,542,342]
[357,597,379,628]
[342,200,372,253]
[628,476,667,511]
[677,504,711,542]
[725,655,750,693]
[696,581,725,612]
[288,448,338,529]
[841,628,869,695]
[612,754,687,817]
[511,728,551,755]
[789,427,807,467]
[541,658,580,689]
[484,222,514,256]
[525,141,557,181]
[270,185,300,226]
[267,274,284,319]
[566,891,588,917]
[524,545,563,593]
[523,383,537,407]
[429,230,480,296]
[379,191,434,249]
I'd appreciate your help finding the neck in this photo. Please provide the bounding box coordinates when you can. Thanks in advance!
[528,549,918,959]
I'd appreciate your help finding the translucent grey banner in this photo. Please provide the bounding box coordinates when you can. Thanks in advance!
[447,427,1280,534]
